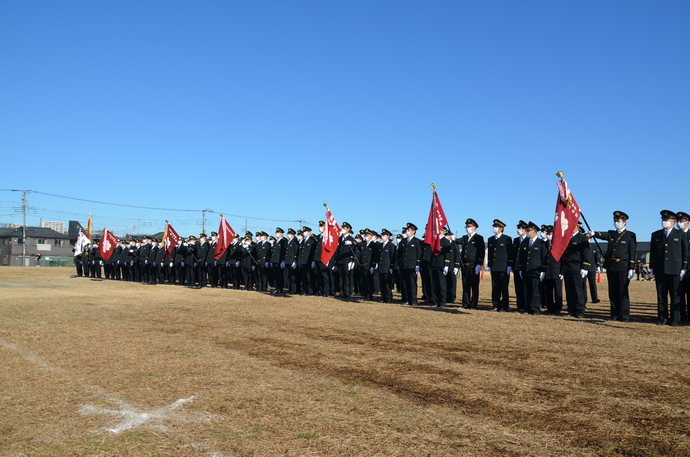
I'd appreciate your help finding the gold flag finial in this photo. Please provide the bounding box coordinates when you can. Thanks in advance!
[556,171,564,178]
[220,213,223,218]
[165,220,169,224]
[323,203,328,207]
[430,183,436,190]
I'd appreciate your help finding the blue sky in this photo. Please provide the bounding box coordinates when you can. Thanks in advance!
[1,1,688,239]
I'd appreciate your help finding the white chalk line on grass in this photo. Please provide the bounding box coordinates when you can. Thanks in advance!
[0,338,234,457]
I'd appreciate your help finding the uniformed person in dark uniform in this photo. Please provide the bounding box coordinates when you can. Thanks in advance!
[359,229,379,301]
[398,222,422,306]
[560,224,590,318]
[581,225,600,305]
[195,233,210,287]
[314,221,335,297]
[377,229,396,304]
[284,228,299,294]
[270,227,288,294]
[519,222,548,315]
[255,232,272,292]
[427,229,452,307]
[649,210,688,326]
[444,229,460,304]
[589,211,637,322]
[487,219,512,312]
[459,218,485,309]
[206,232,219,287]
[336,223,357,299]
[298,227,316,295]
[677,212,690,321]
[542,225,563,315]
[509,221,529,312]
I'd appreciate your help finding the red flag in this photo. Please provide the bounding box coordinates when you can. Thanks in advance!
[551,176,582,262]
[163,222,181,258]
[321,206,340,265]
[98,228,119,261]
[423,191,449,256]
[214,216,237,260]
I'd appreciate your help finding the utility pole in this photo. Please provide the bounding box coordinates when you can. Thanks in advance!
[298,219,304,230]
[201,209,211,233]
[21,190,32,266]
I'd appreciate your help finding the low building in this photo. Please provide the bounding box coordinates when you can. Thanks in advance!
[0,227,74,266]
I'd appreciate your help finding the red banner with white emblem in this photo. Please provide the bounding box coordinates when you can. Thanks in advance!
[423,191,449,256]
[214,216,237,260]
[163,222,182,258]
[551,177,582,262]
[321,206,340,265]
[98,228,119,261]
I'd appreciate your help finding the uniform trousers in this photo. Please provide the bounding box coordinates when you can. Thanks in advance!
[583,271,599,304]
[523,274,541,314]
[490,271,510,311]
[338,265,354,298]
[542,278,563,314]
[656,273,681,323]
[445,269,458,303]
[400,268,418,305]
[563,273,585,317]
[379,271,393,303]
[680,273,690,321]
[317,262,333,296]
[513,272,526,310]
[273,264,286,293]
[461,266,479,308]
[607,271,631,321]
[428,268,446,306]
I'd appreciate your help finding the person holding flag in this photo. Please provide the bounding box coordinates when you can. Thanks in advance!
[588,211,637,322]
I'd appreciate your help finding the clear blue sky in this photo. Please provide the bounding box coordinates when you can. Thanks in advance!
[1,1,688,239]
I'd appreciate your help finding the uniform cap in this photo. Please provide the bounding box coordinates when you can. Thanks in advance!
[546,225,554,233]
[275,227,284,233]
[297,230,303,235]
[517,220,528,228]
[540,224,548,231]
[319,220,325,227]
[245,231,253,237]
[406,222,418,231]
[526,221,540,231]
[676,212,690,221]
[243,235,252,241]
[355,234,363,241]
[269,236,276,241]
[211,231,218,236]
[443,228,452,236]
[189,236,197,240]
[465,218,478,228]
[287,228,296,235]
[302,226,312,232]
[381,228,392,236]
[199,233,207,238]
[342,222,352,230]
[396,234,403,239]
[660,210,677,220]
[492,219,506,228]
[612,211,629,220]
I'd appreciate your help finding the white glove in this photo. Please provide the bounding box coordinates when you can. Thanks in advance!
[453,267,459,275]
[145,259,148,264]
[506,266,512,275]
[225,261,229,267]
[194,262,198,268]
[264,262,269,268]
[587,230,595,237]
[389,269,393,274]
[280,261,285,269]
[333,265,338,272]
[345,240,352,245]
[181,261,185,267]
[649,268,654,276]
[251,265,255,271]
[117,260,120,264]
[443,266,449,276]
[169,262,173,268]
[369,267,375,274]
[559,274,564,280]
[99,261,103,266]
[539,272,545,282]
[348,262,355,271]
[214,260,218,266]
[681,269,687,280]
[311,261,316,269]
[130,260,134,266]
[236,261,241,267]
[375,264,379,270]
[519,271,523,279]
[580,269,588,278]
[396,266,401,271]
[628,269,634,279]
[596,267,601,273]
[414,266,420,274]
[291,261,297,269]
[475,265,481,275]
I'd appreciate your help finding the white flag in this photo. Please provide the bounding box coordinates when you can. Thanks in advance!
[74,229,91,256]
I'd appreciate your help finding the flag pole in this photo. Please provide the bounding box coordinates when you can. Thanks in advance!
[556,171,605,258]
[430,183,451,234]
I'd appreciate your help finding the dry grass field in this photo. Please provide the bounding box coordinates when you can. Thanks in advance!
[1,267,689,457]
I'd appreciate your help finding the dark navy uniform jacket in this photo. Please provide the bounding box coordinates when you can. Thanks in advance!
[650,228,688,275]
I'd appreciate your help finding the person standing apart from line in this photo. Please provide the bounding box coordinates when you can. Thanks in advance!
[589,211,637,322]
[649,210,687,326]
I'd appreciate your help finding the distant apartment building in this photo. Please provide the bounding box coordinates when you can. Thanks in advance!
[0,226,74,266]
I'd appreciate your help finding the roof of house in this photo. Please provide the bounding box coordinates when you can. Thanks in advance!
[0,226,71,239]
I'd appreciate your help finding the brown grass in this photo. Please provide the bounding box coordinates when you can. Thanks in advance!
[1,267,689,456]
